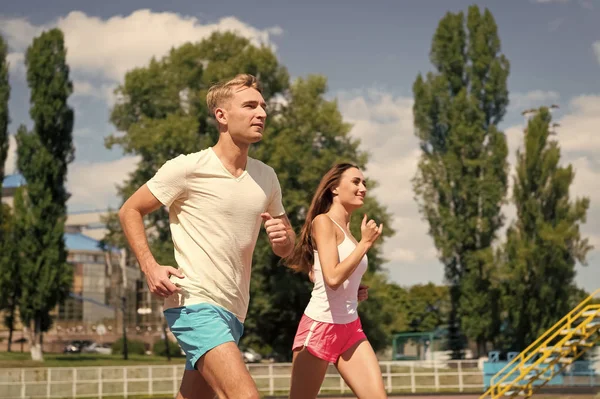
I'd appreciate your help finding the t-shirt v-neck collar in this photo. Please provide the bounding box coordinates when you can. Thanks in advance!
[209,147,249,182]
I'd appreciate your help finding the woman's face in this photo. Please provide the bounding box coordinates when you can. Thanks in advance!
[333,168,367,209]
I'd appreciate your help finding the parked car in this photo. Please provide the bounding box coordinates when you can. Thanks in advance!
[241,347,262,363]
[81,342,113,355]
[63,340,94,354]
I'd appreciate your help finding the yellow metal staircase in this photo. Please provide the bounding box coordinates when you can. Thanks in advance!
[480,288,600,398]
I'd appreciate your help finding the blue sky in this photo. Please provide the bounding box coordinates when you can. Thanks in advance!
[1,0,599,292]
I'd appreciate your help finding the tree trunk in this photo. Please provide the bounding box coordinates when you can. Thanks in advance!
[163,321,171,361]
[476,338,486,359]
[122,296,128,360]
[6,302,15,352]
[29,315,44,362]
[448,284,464,359]
[7,325,13,352]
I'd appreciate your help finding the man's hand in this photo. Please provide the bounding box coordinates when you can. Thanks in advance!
[261,212,295,258]
[261,212,290,245]
[358,284,369,302]
[142,261,185,298]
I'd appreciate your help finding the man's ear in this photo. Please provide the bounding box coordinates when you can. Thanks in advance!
[215,107,227,125]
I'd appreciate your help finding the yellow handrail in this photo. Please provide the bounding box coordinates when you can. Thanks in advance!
[490,303,600,396]
[508,304,600,393]
[521,332,600,395]
[481,288,600,397]
[505,325,600,398]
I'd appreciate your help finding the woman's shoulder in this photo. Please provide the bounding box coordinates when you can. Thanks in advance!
[312,214,336,231]
[312,214,343,240]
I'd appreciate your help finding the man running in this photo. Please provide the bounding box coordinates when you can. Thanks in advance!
[119,74,295,399]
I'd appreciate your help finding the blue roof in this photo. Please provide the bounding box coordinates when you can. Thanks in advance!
[2,174,26,189]
[64,232,120,253]
[64,232,103,252]
[67,208,111,215]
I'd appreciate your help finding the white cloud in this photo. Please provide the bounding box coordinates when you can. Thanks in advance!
[503,92,600,154]
[388,247,418,263]
[0,10,282,84]
[534,0,594,8]
[0,17,40,49]
[557,95,600,152]
[6,52,25,76]
[5,135,17,175]
[72,80,117,106]
[72,81,96,97]
[532,0,570,4]
[67,156,139,210]
[570,157,600,202]
[510,90,560,112]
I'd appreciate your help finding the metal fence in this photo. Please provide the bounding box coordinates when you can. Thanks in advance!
[0,359,596,398]
[0,360,482,398]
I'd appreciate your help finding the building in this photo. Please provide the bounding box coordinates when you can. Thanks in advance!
[1,174,165,347]
[1,173,26,208]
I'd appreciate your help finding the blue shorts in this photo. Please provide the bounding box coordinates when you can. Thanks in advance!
[164,303,244,370]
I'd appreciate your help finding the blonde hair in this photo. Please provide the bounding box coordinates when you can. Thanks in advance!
[206,74,262,114]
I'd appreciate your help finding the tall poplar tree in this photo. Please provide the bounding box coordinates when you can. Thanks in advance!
[412,5,510,356]
[502,107,592,350]
[16,29,74,361]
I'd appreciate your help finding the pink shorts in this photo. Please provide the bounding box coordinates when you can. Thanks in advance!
[292,314,367,363]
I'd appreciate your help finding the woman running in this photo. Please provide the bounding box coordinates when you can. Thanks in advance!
[286,163,387,399]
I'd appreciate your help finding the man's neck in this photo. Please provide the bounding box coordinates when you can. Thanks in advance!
[212,134,250,175]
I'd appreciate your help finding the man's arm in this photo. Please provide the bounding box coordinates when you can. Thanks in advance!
[119,184,183,297]
[119,185,161,267]
[261,212,296,258]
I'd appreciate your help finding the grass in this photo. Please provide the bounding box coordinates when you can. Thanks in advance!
[0,351,184,368]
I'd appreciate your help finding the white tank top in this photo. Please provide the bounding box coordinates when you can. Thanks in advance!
[304,216,368,324]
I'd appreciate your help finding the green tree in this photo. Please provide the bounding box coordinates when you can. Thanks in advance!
[0,34,18,350]
[0,34,8,182]
[405,284,450,333]
[16,28,74,361]
[0,204,20,352]
[0,32,10,284]
[412,5,510,357]
[501,107,592,351]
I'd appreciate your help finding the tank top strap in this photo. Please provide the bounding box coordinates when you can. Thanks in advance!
[326,215,348,239]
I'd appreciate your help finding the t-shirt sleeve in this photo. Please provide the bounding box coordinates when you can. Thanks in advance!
[146,155,188,208]
[267,169,286,217]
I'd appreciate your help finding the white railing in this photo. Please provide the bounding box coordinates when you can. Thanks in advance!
[0,360,485,398]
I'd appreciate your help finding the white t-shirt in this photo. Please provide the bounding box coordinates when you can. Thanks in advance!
[146,147,285,322]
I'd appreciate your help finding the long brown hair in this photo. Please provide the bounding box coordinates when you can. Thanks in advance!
[286,163,359,274]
